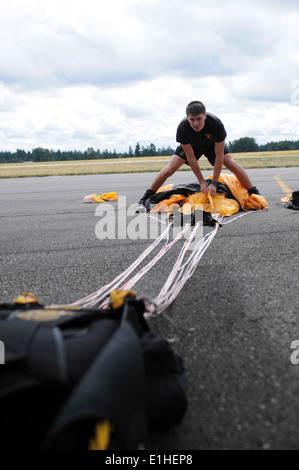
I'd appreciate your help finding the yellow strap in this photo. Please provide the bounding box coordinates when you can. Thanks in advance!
[14,292,39,304]
[110,289,136,309]
[89,421,113,450]
[207,193,216,213]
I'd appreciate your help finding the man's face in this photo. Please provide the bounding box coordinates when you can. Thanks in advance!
[187,113,207,132]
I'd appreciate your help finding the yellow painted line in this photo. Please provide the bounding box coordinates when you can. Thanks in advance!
[274,174,293,198]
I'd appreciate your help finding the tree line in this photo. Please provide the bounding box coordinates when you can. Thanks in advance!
[228,137,299,153]
[0,138,299,164]
[0,143,174,164]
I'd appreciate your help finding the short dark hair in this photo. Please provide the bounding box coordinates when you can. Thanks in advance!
[186,101,206,116]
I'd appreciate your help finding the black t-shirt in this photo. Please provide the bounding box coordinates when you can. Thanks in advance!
[176,113,227,148]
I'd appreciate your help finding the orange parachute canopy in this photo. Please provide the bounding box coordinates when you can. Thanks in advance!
[217,174,268,212]
[84,192,118,203]
[151,174,268,217]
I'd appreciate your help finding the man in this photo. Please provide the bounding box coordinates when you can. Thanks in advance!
[138,101,260,205]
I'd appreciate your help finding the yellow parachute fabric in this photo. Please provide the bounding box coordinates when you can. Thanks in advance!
[151,174,268,217]
[92,192,118,203]
[217,174,268,211]
[187,192,240,217]
[151,194,188,213]
[84,192,118,203]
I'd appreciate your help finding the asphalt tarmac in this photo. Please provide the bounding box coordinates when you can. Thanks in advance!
[0,167,298,450]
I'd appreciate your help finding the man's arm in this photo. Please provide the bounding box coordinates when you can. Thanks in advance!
[208,140,225,196]
[181,143,209,193]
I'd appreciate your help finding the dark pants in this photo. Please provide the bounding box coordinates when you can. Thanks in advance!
[174,144,231,166]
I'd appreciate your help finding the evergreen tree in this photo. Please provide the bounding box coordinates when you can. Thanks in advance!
[32,147,53,162]
[228,137,259,153]
[134,142,141,157]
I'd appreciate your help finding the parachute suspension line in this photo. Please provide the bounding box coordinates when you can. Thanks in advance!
[220,210,255,225]
[99,223,191,309]
[66,222,173,308]
[144,209,262,316]
[145,222,221,316]
[146,212,168,225]
[151,223,202,301]
[55,208,261,312]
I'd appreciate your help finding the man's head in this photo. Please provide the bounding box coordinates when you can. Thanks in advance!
[186,101,207,132]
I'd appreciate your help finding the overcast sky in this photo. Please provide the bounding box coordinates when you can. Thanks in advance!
[0,0,299,153]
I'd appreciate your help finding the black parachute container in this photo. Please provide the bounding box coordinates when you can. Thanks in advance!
[0,295,187,450]
[284,191,299,210]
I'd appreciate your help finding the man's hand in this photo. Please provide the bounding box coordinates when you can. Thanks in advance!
[208,183,217,197]
[200,180,209,194]
[201,180,217,196]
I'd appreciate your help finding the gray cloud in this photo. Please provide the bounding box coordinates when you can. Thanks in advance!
[0,0,299,151]
[2,0,297,88]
